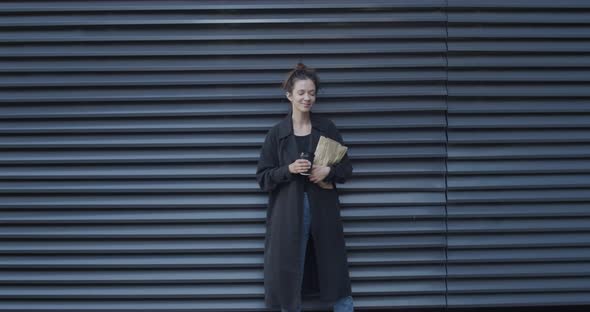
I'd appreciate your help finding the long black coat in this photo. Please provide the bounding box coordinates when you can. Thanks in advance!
[256,111,353,310]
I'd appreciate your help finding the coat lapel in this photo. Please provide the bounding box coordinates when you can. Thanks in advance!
[276,109,327,164]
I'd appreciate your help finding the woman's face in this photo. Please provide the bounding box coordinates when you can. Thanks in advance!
[286,79,316,114]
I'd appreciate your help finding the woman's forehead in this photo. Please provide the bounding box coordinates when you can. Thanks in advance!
[294,79,316,91]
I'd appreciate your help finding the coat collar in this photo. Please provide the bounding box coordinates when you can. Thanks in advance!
[277,109,327,140]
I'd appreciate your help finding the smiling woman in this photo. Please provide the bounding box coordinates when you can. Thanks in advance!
[256,63,354,312]
[283,63,319,117]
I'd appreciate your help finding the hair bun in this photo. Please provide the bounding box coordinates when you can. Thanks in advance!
[282,62,320,93]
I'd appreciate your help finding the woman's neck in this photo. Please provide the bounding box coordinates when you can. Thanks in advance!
[291,110,310,128]
[292,110,311,136]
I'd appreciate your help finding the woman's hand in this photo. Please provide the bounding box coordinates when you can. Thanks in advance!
[309,166,330,183]
[289,159,311,174]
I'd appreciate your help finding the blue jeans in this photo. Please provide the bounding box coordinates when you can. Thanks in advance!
[282,192,354,312]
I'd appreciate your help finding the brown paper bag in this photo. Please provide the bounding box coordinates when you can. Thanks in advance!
[313,136,348,189]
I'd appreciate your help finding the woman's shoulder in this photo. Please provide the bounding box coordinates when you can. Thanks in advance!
[311,114,337,129]
[312,115,345,143]
[264,119,286,140]
[314,115,340,136]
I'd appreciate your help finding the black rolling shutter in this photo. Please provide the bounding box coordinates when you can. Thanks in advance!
[446,0,590,308]
[0,1,447,311]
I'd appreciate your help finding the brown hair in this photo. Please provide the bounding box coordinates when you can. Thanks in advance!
[281,62,320,95]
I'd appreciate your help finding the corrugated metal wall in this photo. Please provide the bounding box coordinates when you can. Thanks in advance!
[0,1,447,311]
[446,0,590,309]
[0,1,588,311]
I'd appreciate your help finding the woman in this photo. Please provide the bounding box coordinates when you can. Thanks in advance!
[256,63,354,312]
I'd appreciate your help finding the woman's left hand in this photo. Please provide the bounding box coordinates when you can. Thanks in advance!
[309,166,330,183]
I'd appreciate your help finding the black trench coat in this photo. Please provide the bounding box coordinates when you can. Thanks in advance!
[256,111,353,310]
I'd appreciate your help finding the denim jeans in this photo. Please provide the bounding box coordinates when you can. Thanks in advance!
[281,192,354,312]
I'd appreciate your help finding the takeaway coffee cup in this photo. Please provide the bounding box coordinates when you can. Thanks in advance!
[299,152,313,175]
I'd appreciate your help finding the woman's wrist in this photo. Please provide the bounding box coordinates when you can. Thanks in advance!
[323,165,335,182]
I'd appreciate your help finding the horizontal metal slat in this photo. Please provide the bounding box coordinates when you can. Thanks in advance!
[0,194,267,209]
[447,202,590,218]
[0,159,445,179]
[448,232,590,248]
[0,223,266,239]
[0,248,443,267]
[0,208,266,223]
[0,176,445,193]
[0,99,446,119]
[448,173,590,189]
[448,129,590,144]
[0,11,445,28]
[449,11,590,24]
[447,247,590,262]
[448,217,590,232]
[447,189,590,203]
[448,40,590,52]
[449,26,590,39]
[0,86,446,104]
[0,0,447,12]
[0,69,446,88]
[448,159,590,174]
[0,26,446,42]
[0,298,268,311]
[0,41,447,58]
[447,292,590,308]
[0,113,446,133]
[448,54,590,68]
[0,284,262,299]
[449,69,590,82]
[0,129,445,148]
[447,276,590,293]
[0,205,444,224]
[448,99,590,113]
[0,253,264,267]
[448,144,590,159]
[448,84,590,97]
[0,54,446,73]
[0,266,446,285]
[448,262,590,278]
[0,238,264,254]
[0,269,263,284]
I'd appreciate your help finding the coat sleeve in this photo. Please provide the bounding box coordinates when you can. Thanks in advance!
[256,128,293,192]
[323,123,353,184]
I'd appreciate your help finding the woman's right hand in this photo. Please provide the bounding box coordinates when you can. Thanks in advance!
[289,159,311,174]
